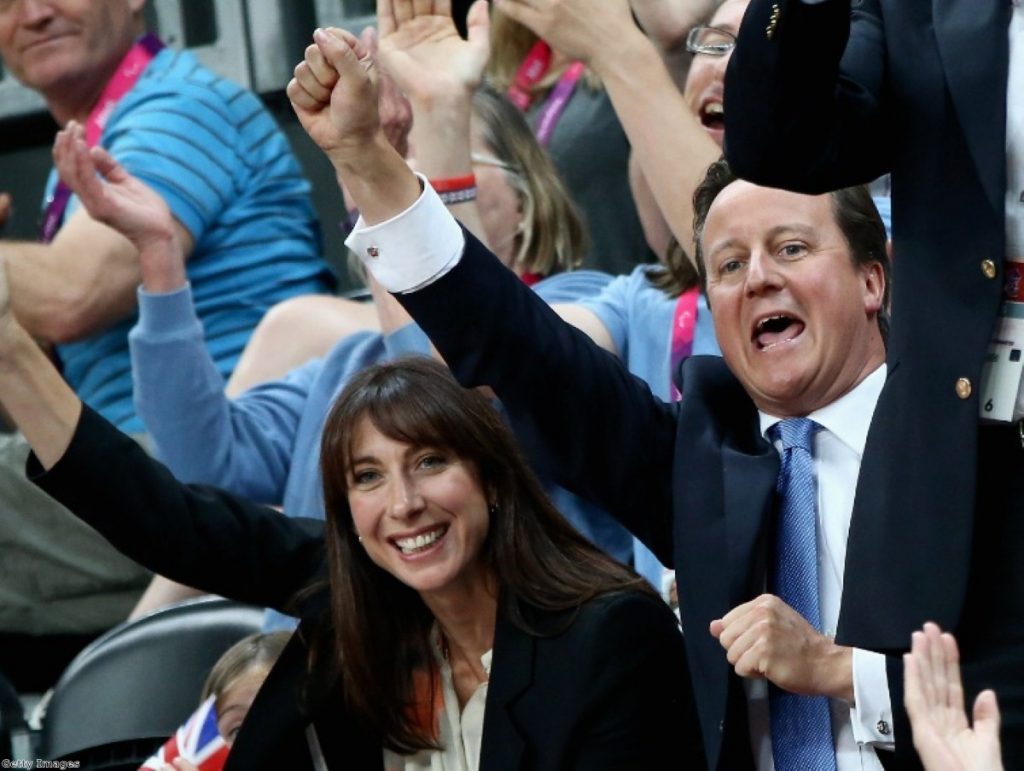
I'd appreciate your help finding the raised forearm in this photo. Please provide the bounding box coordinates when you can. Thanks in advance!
[406,92,488,246]
[590,30,718,262]
[329,133,422,227]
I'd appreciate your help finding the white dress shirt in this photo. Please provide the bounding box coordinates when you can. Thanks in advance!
[347,181,896,769]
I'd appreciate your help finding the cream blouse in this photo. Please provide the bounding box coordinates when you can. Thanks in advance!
[382,628,493,771]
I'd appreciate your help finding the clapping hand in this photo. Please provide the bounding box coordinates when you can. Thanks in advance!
[904,623,1003,771]
[377,0,490,103]
[53,123,177,255]
[495,0,635,67]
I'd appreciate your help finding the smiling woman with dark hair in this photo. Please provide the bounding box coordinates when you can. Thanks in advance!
[0,300,701,769]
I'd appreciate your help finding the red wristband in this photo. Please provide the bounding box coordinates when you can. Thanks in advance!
[429,174,477,193]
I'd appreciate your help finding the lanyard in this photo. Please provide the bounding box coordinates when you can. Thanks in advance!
[40,33,164,243]
[669,288,699,401]
[506,40,585,147]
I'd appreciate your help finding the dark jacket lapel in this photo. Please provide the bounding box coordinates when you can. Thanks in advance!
[672,357,776,769]
[478,608,533,770]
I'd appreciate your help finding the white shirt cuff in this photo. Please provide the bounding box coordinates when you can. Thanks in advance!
[849,648,895,748]
[344,173,465,294]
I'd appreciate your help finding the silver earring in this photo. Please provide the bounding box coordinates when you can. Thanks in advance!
[357,535,364,544]
[488,503,498,516]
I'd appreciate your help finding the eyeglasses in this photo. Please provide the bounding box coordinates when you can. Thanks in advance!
[686,25,737,56]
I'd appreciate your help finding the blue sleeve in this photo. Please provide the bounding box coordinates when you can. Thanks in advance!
[531,270,614,305]
[129,285,314,504]
[383,323,432,358]
[576,271,639,358]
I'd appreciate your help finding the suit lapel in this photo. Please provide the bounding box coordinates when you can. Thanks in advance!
[932,0,1009,217]
[722,443,778,606]
[478,610,531,770]
[672,357,777,769]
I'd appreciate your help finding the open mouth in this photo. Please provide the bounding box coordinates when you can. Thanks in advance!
[700,102,724,132]
[392,525,448,556]
[753,314,805,351]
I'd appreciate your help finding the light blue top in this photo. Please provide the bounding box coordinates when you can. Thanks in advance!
[50,47,332,432]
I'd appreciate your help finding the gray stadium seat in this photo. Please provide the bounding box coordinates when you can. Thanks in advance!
[39,597,265,767]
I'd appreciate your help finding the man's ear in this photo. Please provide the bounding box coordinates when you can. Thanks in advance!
[862,260,886,315]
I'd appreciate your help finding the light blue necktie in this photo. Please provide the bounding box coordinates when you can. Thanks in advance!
[768,418,837,771]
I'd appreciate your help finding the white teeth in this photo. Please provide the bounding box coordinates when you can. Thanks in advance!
[756,314,787,332]
[704,103,724,115]
[395,527,445,554]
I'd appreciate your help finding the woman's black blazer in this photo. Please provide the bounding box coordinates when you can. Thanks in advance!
[30,407,705,769]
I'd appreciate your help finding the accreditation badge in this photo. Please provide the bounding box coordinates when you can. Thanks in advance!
[980,260,1024,422]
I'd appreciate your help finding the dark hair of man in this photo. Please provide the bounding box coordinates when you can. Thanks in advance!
[692,158,891,341]
[314,357,654,753]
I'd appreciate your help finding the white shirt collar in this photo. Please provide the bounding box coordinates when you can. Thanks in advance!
[758,364,887,457]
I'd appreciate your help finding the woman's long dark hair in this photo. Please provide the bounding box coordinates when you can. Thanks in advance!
[315,357,654,753]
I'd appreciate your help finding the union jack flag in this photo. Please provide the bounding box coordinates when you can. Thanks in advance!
[139,695,230,771]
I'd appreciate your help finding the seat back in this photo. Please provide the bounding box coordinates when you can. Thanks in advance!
[0,669,25,759]
[39,598,265,762]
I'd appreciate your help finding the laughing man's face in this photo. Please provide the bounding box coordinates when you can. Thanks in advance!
[701,180,886,417]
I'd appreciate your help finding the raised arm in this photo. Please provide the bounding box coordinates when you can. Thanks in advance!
[377,0,492,245]
[724,0,891,192]
[288,11,679,560]
[494,0,718,263]
[53,124,304,501]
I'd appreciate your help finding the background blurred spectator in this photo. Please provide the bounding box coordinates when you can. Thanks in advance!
[485,5,656,275]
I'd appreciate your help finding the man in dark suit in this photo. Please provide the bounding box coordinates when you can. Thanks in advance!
[723,0,1023,727]
[279,9,1024,769]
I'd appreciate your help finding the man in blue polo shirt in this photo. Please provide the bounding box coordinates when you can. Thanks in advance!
[0,0,332,685]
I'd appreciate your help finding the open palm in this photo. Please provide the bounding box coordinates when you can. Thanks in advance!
[904,624,1003,771]
[377,0,490,101]
[53,123,174,252]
